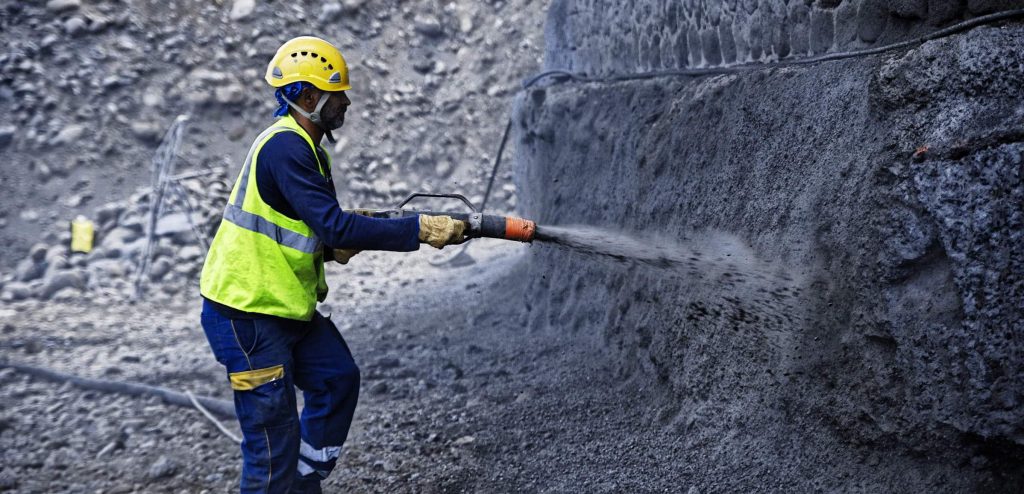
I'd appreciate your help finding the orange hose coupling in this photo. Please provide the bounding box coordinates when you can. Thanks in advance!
[504,217,536,242]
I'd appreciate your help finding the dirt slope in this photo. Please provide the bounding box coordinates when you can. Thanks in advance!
[0,0,548,270]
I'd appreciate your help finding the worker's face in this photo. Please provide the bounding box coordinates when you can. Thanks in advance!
[321,90,350,130]
[299,88,351,130]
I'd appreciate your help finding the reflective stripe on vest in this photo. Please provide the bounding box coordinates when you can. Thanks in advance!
[223,124,322,254]
[222,204,320,254]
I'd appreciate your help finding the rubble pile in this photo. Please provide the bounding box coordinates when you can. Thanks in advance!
[0,165,230,304]
[0,0,545,272]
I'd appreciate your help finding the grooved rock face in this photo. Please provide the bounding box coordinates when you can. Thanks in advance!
[517,2,1024,487]
[969,0,1024,14]
[541,0,1010,75]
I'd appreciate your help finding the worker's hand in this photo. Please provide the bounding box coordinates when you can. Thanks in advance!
[333,210,372,263]
[332,249,361,264]
[418,215,467,249]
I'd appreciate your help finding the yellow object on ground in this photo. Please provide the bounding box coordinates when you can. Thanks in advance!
[70,216,94,253]
[229,364,285,391]
[265,36,350,92]
[418,215,466,249]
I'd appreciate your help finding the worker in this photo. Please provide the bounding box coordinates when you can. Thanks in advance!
[198,36,466,493]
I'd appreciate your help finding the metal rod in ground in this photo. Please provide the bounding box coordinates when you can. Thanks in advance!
[134,115,189,300]
[169,180,210,251]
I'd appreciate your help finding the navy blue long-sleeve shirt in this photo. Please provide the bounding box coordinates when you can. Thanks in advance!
[204,128,419,320]
[256,131,420,252]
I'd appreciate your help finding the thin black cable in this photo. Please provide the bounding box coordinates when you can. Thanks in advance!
[480,118,513,212]
[520,8,1024,89]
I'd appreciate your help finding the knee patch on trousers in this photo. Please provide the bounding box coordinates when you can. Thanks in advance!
[232,365,295,429]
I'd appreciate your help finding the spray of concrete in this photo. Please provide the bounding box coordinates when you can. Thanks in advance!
[533,224,807,347]
[535,225,794,283]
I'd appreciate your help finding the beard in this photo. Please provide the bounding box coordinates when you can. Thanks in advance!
[322,107,346,130]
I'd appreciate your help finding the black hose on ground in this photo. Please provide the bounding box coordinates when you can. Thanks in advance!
[1,361,236,419]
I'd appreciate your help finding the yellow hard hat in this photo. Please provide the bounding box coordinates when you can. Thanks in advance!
[265,36,350,91]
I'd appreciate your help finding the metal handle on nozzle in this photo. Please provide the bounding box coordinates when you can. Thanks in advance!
[395,192,478,212]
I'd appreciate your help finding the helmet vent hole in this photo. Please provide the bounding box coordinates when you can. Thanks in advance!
[311,52,318,58]
[328,64,333,70]
[290,52,297,57]
[301,51,308,56]
[320,57,326,63]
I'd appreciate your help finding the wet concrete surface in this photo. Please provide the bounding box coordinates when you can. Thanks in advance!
[514,11,1024,491]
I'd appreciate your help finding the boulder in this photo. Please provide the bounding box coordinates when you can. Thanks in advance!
[63,16,87,36]
[39,270,86,300]
[146,455,178,480]
[45,0,80,13]
[0,125,14,149]
[229,0,255,21]
[319,2,342,22]
[414,15,444,38]
[129,122,162,144]
[29,244,48,262]
[149,258,172,280]
[52,124,85,146]
[156,213,194,243]
[177,245,203,261]
[1,282,32,302]
[14,257,47,282]
[887,0,928,18]
[103,226,142,247]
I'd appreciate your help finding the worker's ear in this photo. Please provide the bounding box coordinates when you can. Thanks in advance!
[301,87,321,110]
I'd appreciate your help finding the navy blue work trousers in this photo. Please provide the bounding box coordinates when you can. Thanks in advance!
[200,300,360,493]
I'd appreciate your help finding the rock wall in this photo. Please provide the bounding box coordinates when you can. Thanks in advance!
[516,0,1023,488]
[545,0,1023,73]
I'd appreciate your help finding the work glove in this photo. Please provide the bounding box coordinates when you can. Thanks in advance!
[330,209,374,264]
[418,215,467,249]
[332,248,361,264]
[348,208,375,217]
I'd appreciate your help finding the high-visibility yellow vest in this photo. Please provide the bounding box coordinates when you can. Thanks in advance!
[200,114,330,321]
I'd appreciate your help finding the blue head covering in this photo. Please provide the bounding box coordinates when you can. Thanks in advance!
[274,81,311,117]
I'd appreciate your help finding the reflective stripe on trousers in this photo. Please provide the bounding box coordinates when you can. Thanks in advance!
[297,440,342,477]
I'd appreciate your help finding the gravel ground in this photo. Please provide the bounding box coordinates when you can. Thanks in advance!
[0,239,705,493]
[0,239,506,492]
[6,237,996,493]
